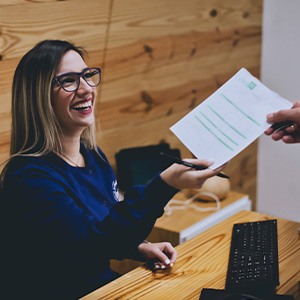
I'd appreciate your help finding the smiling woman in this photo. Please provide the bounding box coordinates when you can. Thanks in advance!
[0,39,226,299]
[50,50,98,141]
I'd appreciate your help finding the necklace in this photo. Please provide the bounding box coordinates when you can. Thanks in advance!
[54,150,82,167]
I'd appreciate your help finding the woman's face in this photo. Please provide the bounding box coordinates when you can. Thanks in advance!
[51,50,97,136]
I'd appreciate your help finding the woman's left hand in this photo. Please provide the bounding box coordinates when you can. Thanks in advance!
[160,158,225,190]
[138,241,177,270]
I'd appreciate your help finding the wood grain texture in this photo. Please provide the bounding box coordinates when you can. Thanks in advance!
[97,0,262,203]
[0,0,262,204]
[81,211,300,300]
[0,0,110,166]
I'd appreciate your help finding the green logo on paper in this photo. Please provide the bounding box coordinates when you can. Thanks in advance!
[247,81,256,90]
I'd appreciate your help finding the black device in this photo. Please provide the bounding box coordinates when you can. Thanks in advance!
[115,143,180,191]
[225,219,279,297]
[199,219,294,300]
[271,121,294,132]
[199,288,294,300]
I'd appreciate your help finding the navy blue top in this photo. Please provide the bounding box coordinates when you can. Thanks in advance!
[1,145,178,299]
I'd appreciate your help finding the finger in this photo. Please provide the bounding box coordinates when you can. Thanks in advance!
[168,250,177,265]
[183,158,214,168]
[152,243,177,267]
[213,164,226,174]
[267,110,298,124]
[161,243,177,264]
[284,123,297,133]
[151,248,171,266]
[271,130,286,141]
[282,134,300,144]
[265,127,275,135]
[179,159,217,180]
[292,101,300,108]
[153,262,167,270]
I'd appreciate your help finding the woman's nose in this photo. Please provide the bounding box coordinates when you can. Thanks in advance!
[77,77,93,93]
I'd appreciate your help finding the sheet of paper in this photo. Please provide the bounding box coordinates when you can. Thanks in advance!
[170,68,292,169]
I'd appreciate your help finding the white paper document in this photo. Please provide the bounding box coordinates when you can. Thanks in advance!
[170,68,292,169]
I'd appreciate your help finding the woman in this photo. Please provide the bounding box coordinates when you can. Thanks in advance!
[0,40,224,299]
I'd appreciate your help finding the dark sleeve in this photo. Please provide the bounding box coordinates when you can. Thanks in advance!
[107,176,179,259]
[4,165,178,260]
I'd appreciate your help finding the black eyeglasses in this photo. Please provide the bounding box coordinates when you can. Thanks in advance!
[51,67,101,92]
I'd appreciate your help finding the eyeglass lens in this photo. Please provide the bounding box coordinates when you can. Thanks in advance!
[58,68,101,92]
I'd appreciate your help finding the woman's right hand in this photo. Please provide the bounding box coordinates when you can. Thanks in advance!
[160,158,225,190]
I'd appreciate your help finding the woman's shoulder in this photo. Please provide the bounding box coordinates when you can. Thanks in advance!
[4,154,60,179]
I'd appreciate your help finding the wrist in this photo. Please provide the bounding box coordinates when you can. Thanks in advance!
[142,240,151,244]
[138,240,151,250]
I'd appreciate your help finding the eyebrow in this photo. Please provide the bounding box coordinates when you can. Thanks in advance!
[55,67,90,77]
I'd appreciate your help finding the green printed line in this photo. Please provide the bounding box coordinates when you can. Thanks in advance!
[200,111,239,146]
[221,93,260,126]
[194,115,234,151]
[208,105,247,139]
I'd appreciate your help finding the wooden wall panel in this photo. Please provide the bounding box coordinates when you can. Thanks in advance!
[0,0,110,165]
[0,0,262,204]
[98,0,262,203]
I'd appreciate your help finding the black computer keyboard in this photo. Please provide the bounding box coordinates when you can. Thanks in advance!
[225,219,279,295]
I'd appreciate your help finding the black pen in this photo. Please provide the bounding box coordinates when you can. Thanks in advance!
[160,152,229,179]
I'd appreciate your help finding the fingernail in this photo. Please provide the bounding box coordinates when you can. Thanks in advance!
[160,265,166,269]
[154,264,160,269]
[165,259,171,265]
[170,263,174,267]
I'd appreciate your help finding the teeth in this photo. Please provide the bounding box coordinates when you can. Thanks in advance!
[72,100,92,110]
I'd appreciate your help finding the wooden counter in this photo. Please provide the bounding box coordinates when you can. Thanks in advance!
[148,190,250,245]
[82,210,300,300]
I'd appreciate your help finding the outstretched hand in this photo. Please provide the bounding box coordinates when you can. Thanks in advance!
[265,101,300,143]
[160,158,226,190]
[138,242,177,270]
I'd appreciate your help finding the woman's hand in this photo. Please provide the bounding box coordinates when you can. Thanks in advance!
[160,158,226,190]
[137,242,177,270]
[265,101,300,143]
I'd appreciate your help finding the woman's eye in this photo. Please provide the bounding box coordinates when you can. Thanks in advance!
[84,70,98,79]
[61,76,76,86]
[84,72,93,79]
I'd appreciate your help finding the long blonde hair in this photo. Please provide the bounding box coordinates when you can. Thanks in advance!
[0,40,99,185]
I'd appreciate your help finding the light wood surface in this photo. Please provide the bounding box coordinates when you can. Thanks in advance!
[152,190,248,235]
[82,210,300,300]
[0,0,262,205]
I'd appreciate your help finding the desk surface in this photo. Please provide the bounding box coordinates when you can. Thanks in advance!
[81,211,300,300]
[154,190,248,233]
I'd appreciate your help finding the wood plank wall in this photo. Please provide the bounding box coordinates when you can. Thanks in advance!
[0,0,262,204]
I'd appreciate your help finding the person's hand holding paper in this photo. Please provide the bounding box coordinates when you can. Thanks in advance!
[171,68,292,169]
[265,100,300,143]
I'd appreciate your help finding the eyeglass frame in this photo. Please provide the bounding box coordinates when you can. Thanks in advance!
[51,67,101,92]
